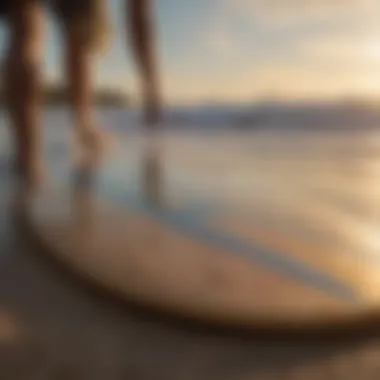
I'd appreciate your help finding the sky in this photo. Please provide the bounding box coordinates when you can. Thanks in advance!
[1,0,380,104]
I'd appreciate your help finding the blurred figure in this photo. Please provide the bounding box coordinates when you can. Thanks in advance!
[127,0,160,128]
[1,0,160,195]
[127,0,162,205]
[2,0,110,191]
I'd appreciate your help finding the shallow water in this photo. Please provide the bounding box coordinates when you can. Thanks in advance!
[2,107,380,263]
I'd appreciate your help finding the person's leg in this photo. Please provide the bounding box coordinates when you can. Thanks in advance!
[55,0,110,167]
[4,0,45,189]
[65,25,98,157]
[127,0,160,126]
[127,0,162,204]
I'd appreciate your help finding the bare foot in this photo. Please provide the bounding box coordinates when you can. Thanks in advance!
[13,154,45,192]
[11,158,44,224]
[75,126,114,168]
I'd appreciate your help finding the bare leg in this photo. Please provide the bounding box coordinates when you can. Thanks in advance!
[64,26,110,168]
[127,0,160,126]
[127,0,162,205]
[4,1,45,190]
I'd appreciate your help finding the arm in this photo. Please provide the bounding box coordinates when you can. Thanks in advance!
[127,0,160,126]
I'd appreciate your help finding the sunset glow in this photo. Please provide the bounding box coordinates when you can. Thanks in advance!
[0,0,378,104]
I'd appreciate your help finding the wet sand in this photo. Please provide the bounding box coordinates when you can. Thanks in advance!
[0,153,379,378]
[1,118,380,378]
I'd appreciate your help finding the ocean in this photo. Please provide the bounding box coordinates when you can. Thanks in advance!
[1,106,380,259]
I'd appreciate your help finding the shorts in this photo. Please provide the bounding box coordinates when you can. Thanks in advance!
[0,0,110,53]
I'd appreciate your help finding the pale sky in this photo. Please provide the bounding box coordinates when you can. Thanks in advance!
[1,0,380,104]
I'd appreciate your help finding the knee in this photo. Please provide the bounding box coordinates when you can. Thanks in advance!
[7,3,45,62]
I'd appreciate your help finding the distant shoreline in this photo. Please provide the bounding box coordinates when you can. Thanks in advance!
[0,86,130,107]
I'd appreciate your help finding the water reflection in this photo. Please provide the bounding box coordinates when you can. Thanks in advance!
[39,119,380,276]
[71,164,96,230]
[141,139,164,207]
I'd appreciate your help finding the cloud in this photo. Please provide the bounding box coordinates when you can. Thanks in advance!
[204,22,236,55]
[204,0,378,64]
[222,0,377,31]
[161,0,380,102]
[203,0,377,54]
[230,0,376,17]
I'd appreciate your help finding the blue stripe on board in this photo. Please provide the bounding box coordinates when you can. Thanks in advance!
[99,182,361,304]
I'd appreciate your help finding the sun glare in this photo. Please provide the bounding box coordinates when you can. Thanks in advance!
[365,40,380,61]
